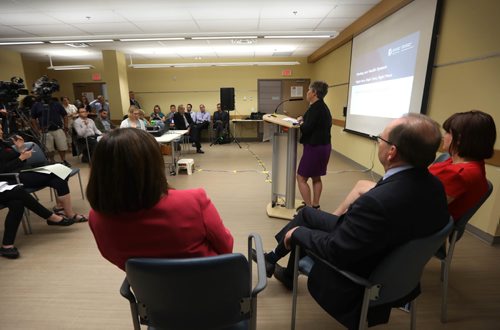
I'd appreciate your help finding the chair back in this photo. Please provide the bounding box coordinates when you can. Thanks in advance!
[369,218,454,307]
[126,254,252,329]
[433,152,450,164]
[453,180,493,242]
[23,142,49,168]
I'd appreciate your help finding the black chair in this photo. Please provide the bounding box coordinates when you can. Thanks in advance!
[120,233,267,330]
[291,218,454,330]
[431,152,494,322]
[435,180,493,322]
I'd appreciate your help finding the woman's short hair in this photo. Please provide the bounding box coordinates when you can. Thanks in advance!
[309,81,329,99]
[443,110,496,160]
[129,105,138,114]
[86,128,168,214]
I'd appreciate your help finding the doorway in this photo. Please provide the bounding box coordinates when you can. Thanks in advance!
[72,83,105,103]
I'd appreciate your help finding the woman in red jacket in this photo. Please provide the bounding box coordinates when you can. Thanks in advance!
[87,128,233,270]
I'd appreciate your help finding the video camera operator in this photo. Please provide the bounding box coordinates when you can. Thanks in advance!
[0,76,29,135]
[30,76,70,166]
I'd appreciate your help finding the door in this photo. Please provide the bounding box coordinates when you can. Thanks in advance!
[72,83,105,103]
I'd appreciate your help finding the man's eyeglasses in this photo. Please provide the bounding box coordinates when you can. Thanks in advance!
[375,135,396,147]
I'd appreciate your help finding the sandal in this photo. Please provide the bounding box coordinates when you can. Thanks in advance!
[53,207,65,214]
[72,214,88,223]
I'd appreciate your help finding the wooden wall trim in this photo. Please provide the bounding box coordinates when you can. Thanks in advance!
[333,119,346,128]
[308,0,413,63]
[485,150,500,167]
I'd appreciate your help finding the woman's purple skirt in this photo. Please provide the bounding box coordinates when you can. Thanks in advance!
[297,144,331,178]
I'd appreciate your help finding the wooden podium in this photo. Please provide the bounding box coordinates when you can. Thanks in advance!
[263,114,302,220]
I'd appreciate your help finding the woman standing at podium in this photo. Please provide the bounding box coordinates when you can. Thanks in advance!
[296,81,332,209]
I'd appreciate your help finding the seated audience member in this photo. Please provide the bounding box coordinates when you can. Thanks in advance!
[1,186,75,259]
[94,110,115,133]
[255,113,449,329]
[0,127,87,223]
[166,104,177,129]
[73,107,102,161]
[333,110,497,222]
[186,103,195,121]
[429,110,496,220]
[173,104,204,153]
[120,106,146,130]
[138,109,149,127]
[129,91,141,109]
[213,103,229,143]
[150,105,166,122]
[87,128,234,271]
[89,95,110,116]
[190,104,211,153]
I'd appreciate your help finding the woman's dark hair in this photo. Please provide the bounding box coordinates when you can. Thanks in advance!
[443,110,496,160]
[309,81,329,99]
[86,128,168,214]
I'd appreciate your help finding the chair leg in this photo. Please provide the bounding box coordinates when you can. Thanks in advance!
[77,171,84,199]
[291,245,301,330]
[358,289,371,330]
[21,209,32,235]
[410,299,417,330]
[441,259,450,323]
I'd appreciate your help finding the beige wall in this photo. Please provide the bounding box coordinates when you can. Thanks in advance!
[311,0,500,237]
[126,57,312,116]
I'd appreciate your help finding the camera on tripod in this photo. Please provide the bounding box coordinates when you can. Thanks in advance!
[0,77,29,106]
[32,75,60,100]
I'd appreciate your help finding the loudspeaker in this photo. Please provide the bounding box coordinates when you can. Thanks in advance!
[220,87,235,111]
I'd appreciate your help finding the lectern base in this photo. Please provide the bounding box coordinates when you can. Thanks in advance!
[266,199,304,220]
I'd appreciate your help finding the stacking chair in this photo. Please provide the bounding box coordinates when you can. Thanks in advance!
[71,127,92,165]
[23,142,85,200]
[435,180,493,322]
[120,233,267,330]
[291,218,454,330]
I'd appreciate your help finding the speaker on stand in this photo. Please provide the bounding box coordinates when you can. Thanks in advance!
[219,87,241,148]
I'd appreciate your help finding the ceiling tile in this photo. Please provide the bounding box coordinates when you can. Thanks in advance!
[134,21,200,34]
[72,22,143,34]
[10,24,88,37]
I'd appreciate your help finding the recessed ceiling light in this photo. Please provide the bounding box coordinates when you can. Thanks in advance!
[263,35,332,39]
[120,37,185,42]
[191,36,258,40]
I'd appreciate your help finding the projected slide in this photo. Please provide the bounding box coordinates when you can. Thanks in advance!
[344,0,439,137]
[350,32,420,118]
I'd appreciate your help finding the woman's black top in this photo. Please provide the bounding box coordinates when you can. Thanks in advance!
[0,140,25,174]
[299,99,332,145]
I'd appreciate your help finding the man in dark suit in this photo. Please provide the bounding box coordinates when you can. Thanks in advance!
[173,104,204,154]
[259,113,449,329]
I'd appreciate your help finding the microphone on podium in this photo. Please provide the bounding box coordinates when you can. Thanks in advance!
[274,98,303,114]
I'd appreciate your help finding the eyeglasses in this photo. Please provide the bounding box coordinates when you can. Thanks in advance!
[375,135,396,147]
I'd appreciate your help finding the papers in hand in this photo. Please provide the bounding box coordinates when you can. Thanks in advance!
[282,117,299,125]
[0,181,20,193]
[21,163,72,180]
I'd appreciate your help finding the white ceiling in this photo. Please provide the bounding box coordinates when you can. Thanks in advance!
[0,0,380,64]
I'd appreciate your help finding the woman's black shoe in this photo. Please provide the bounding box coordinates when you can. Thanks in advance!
[47,217,76,226]
[0,246,20,259]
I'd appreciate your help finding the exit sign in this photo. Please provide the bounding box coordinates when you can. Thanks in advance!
[92,73,101,81]
[282,69,292,76]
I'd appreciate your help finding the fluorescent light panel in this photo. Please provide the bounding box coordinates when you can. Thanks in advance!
[263,35,332,39]
[0,41,44,45]
[120,37,185,42]
[191,36,258,40]
[129,61,300,68]
[49,39,113,44]
[47,64,95,71]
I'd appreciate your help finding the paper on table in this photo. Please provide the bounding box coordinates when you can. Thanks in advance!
[0,181,21,193]
[21,163,72,180]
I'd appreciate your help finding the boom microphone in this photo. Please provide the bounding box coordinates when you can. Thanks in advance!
[274,98,304,114]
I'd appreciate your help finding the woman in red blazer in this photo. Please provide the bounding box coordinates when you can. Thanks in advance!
[87,128,233,271]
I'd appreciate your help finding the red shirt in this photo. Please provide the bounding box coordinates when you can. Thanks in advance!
[429,158,487,221]
[89,188,234,271]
